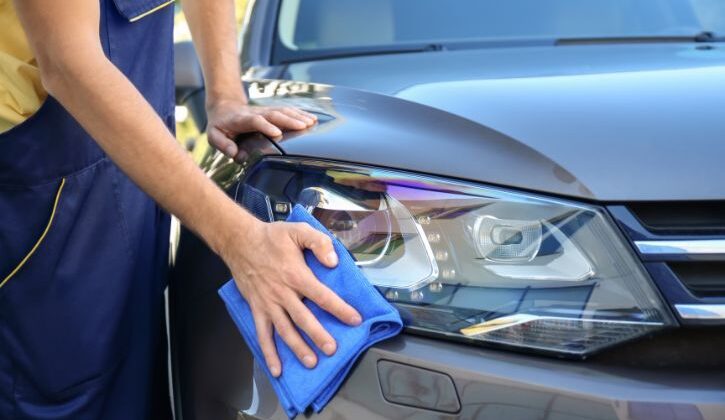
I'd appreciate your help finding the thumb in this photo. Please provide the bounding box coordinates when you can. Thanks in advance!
[292,223,338,268]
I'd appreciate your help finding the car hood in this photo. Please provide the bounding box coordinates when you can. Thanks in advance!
[261,44,725,202]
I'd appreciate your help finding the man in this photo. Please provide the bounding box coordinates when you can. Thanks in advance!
[0,0,361,418]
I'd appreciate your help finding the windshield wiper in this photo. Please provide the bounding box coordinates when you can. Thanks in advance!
[278,39,557,64]
[556,32,724,45]
[278,43,448,64]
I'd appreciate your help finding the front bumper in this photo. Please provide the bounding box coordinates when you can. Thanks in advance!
[239,334,725,420]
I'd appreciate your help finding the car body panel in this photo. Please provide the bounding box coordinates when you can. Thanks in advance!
[249,51,725,201]
[281,43,725,96]
[249,81,595,200]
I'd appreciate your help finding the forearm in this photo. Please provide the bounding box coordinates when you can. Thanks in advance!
[182,0,246,105]
[13,0,360,376]
[42,46,253,257]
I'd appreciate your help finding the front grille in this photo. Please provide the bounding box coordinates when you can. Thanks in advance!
[668,261,725,298]
[628,201,725,235]
[609,204,725,323]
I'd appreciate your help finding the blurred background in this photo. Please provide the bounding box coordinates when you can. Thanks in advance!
[173,0,248,155]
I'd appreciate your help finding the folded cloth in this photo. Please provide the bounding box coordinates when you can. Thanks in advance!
[218,205,403,418]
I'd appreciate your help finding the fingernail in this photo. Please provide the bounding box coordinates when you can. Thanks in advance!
[327,252,338,266]
[323,342,336,355]
[225,145,235,157]
[273,129,282,137]
[270,365,281,377]
[303,355,316,368]
[351,315,362,325]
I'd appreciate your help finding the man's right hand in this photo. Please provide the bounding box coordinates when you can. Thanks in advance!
[221,218,362,377]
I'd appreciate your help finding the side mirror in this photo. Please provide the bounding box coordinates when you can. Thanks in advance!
[174,41,204,104]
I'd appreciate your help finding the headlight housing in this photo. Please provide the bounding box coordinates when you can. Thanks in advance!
[239,158,675,357]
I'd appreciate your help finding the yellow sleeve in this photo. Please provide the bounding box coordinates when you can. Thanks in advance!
[0,0,48,133]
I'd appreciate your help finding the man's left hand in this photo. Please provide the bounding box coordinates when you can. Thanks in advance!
[206,98,317,158]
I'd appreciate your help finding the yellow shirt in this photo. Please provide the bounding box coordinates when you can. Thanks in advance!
[0,0,47,133]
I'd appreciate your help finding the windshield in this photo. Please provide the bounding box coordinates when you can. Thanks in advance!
[275,0,725,62]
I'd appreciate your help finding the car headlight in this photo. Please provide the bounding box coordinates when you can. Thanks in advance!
[239,158,675,357]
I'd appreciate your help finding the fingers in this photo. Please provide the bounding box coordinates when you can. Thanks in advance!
[207,126,238,158]
[301,268,363,326]
[227,108,314,139]
[265,110,307,131]
[292,223,338,267]
[270,308,318,368]
[209,106,315,149]
[247,115,283,138]
[235,221,364,380]
[286,298,337,356]
[224,114,282,139]
[288,223,362,325]
[254,313,282,377]
[278,107,316,126]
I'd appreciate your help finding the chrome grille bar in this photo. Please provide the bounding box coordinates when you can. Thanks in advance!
[675,304,725,320]
[635,239,725,259]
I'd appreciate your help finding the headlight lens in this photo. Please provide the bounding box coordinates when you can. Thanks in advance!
[240,158,675,357]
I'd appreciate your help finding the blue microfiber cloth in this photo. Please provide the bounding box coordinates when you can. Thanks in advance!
[218,205,403,418]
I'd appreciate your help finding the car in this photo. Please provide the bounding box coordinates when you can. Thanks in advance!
[169,1,725,419]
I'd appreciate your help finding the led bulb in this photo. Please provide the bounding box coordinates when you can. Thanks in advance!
[427,232,441,243]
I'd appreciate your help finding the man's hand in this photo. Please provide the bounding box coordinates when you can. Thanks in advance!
[222,219,362,377]
[181,0,352,378]
[206,98,317,158]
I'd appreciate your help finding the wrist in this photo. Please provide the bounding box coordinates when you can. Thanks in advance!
[212,204,262,266]
[205,84,248,109]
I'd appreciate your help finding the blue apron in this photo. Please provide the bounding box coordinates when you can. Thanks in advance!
[0,0,174,418]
